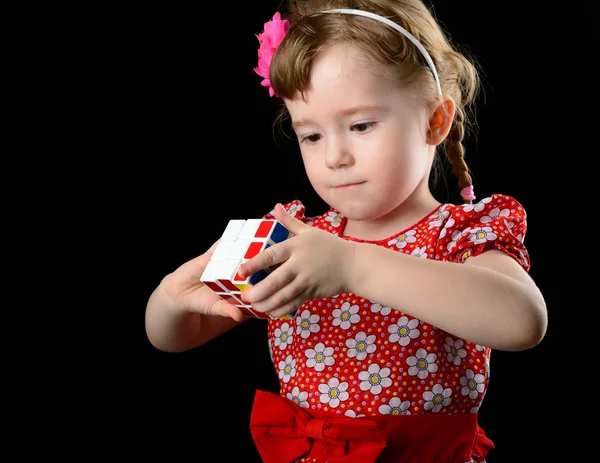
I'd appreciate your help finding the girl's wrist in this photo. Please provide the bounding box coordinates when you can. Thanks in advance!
[343,241,361,294]
[159,275,190,316]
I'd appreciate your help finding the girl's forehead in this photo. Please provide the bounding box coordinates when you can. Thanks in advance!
[312,44,381,75]
[284,45,424,118]
[285,74,420,126]
[307,45,394,93]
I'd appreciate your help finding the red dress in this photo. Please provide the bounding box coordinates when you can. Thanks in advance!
[249,194,530,463]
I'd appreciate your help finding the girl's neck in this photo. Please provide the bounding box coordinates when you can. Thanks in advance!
[342,189,440,242]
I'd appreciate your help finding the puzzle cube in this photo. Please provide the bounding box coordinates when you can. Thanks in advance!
[200,218,297,320]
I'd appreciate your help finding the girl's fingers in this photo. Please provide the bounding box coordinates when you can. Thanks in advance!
[212,297,246,322]
[239,241,289,279]
[266,289,308,320]
[252,278,304,315]
[243,267,294,304]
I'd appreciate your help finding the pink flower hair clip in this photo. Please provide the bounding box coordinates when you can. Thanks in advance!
[254,12,290,97]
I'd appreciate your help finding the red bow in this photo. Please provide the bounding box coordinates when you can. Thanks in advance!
[250,390,387,463]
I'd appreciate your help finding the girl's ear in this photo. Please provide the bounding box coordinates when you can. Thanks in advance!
[427,97,455,145]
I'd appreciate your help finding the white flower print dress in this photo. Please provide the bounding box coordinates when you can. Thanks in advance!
[251,194,529,463]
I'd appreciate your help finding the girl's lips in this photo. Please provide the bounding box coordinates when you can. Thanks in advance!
[335,182,366,189]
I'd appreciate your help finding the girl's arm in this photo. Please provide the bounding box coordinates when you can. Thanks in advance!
[349,243,547,351]
[145,243,247,353]
[145,280,244,352]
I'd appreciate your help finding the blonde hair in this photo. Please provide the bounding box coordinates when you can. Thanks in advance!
[269,0,481,203]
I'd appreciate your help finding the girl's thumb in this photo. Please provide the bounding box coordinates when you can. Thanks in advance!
[273,203,305,234]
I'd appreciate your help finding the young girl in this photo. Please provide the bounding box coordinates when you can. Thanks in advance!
[145,1,547,461]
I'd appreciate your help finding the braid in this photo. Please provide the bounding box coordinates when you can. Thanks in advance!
[445,107,474,204]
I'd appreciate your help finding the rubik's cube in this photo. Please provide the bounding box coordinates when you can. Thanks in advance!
[200,218,297,320]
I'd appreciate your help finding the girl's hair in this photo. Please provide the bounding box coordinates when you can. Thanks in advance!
[269,0,481,203]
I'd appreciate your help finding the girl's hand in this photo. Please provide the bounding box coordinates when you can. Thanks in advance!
[237,204,354,318]
[162,241,246,322]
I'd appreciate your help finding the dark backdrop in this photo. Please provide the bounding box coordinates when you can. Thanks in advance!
[119,2,565,461]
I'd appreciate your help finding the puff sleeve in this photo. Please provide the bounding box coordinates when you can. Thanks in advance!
[435,194,530,272]
[262,200,312,223]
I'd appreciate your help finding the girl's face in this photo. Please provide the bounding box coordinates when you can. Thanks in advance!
[285,44,437,231]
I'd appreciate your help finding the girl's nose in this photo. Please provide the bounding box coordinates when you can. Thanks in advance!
[325,135,354,169]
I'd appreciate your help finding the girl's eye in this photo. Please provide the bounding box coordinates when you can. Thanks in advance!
[352,122,376,132]
[299,122,376,143]
[301,134,322,144]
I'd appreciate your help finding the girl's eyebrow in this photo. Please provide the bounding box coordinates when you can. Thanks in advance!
[292,104,386,130]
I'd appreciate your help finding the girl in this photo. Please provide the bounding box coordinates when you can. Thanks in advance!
[145,1,547,461]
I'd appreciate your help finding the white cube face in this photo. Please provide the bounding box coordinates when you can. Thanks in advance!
[221,219,246,240]
[211,239,236,260]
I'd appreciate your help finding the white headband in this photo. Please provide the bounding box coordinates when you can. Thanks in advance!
[320,8,442,96]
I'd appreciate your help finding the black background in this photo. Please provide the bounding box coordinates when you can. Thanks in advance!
[103,1,571,461]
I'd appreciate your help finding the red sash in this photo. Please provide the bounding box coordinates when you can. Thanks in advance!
[250,390,494,463]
